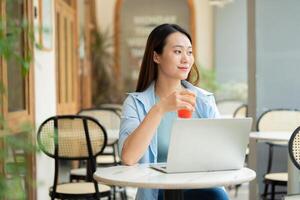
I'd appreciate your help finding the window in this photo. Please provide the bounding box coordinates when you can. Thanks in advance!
[1,0,34,128]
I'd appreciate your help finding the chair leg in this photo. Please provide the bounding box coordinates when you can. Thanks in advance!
[112,186,116,200]
[122,188,128,200]
[271,184,275,200]
[234,184,241,197]
[263,183,269,199]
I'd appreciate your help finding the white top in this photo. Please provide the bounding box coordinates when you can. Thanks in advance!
[250,131,292,141]
[93,164,256,189]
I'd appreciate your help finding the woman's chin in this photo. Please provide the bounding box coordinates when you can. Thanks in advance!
[179,74,189,80]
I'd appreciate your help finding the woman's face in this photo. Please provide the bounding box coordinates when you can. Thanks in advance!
[154,32,194,81]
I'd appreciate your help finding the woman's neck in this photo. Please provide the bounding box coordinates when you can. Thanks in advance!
[155,78,182,98]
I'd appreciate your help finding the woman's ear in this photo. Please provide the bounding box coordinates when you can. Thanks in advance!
[153,51,160,64]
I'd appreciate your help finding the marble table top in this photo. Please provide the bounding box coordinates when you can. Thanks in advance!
[94,164,256,189]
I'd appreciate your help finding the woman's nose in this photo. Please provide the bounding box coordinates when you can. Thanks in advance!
[181,53,188,63]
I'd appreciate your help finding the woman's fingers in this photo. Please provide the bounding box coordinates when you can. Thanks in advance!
[159,90,196,113]
[179,95,196,107]
[178,103,195,112]
[179,90,196,98]
[177,91,196,108]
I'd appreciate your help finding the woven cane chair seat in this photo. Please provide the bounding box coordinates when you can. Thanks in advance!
[285,195,300,200]
[51,182,111,194]
[265,172,288,182]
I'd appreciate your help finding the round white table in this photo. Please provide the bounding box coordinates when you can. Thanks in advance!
[248,131,298,200]
[250,131,292,142]
[94,164,256,200]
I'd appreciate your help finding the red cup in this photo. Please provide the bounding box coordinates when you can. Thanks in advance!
[177,109,192,118]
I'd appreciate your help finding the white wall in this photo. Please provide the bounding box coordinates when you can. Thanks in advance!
[33,0,56,199]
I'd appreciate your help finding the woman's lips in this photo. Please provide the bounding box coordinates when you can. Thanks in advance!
[178,66,189,71]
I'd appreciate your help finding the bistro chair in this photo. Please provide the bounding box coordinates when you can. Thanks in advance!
[258,109,300,200]
[73,108,121,169]
[37,115,111,200]
[284,126,300,200]
[69,108,127,200]
[216,100,244,118]
[100,103,123,116]
[233,104,248,118]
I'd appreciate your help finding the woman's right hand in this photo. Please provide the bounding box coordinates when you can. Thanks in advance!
[157,90,196,114]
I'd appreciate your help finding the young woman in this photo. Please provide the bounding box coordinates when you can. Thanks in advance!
[119,24,229,200]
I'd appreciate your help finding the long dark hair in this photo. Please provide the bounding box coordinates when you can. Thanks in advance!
[136,24,200,92]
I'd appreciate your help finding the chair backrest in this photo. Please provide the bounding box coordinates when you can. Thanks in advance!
[78,108,121,130]
[233,104,248,118]
[100,104,123,116]
[37,115,107,160]
[216,100,244,117]
[289,126,300,170]
[257,109,300,131]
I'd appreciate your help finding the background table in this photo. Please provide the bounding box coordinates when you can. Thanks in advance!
[106,129,119,144]
[94,164,256,200]
[248,131,298,200]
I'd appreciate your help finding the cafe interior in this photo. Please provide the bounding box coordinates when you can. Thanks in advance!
[1,0,300,199]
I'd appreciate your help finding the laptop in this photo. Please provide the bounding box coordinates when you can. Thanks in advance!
[150,118,252,173]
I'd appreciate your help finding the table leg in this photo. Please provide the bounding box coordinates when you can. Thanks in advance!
[288,156,300,194]
[164,190,184,200]
[248,138,259,200]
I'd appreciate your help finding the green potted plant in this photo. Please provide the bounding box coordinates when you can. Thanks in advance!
[91,29,124,105]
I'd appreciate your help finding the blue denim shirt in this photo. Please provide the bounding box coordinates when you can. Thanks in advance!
[118,80,220,200]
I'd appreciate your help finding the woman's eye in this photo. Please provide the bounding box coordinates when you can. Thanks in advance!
[187,51,193,55]
[174,50,181,54]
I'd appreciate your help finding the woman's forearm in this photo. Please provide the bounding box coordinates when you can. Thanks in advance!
[121,104,164,165]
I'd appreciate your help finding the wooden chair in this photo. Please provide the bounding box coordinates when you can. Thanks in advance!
[284,126,300,200]
[37,115,111,200]
[258,109,300,200]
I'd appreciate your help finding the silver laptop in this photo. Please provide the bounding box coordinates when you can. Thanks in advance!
[151,118,252,173]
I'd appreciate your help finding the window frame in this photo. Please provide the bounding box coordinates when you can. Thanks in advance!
[1,0,35,131]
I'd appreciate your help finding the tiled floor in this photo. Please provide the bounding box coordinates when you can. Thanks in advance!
[227,183,249,200]
[116,184,249,200]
